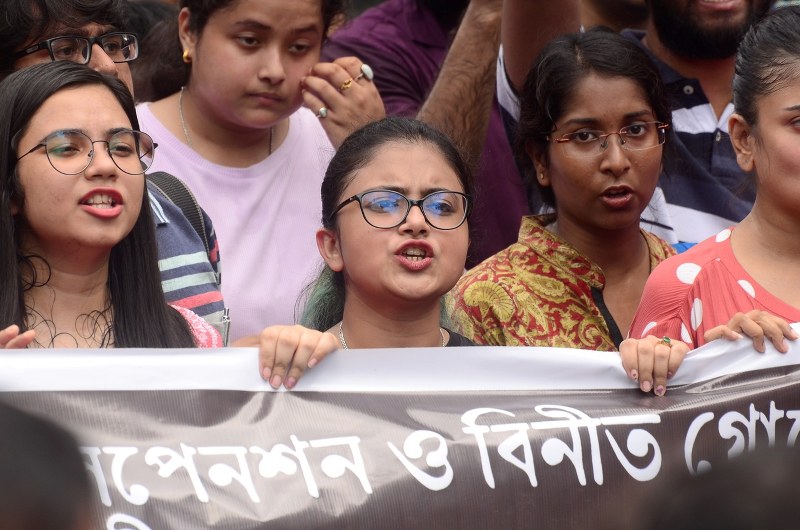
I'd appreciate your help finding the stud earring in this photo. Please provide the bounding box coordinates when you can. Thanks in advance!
[182,49,191,64]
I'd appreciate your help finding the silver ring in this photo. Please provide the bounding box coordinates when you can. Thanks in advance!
[355,63,374,82]
[316,106,328,119]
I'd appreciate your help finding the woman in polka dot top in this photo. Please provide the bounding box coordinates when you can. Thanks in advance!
[623,7,800,396]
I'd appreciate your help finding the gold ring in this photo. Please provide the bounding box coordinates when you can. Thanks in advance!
[659,336,671,347]
[340,78,354,91]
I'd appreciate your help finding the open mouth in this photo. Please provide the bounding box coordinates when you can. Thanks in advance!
[603,188,630,198]
[80,193,119,209]
[401,247,429,262]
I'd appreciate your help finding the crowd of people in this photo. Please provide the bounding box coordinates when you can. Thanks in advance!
[1,0,799,385]
[2,0,800,525]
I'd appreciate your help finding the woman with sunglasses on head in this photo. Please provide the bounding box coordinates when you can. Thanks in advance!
[451,29,675,351]
[0,61,219,348]
[137,0,384,342]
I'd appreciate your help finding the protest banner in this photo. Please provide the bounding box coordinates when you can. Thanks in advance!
[1,336,799,529]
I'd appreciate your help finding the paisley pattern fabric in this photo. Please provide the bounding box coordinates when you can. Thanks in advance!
[451,216,675,350]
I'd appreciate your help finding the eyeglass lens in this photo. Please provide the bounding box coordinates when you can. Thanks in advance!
[43,130,154,175]
[360,190,468,230]
[50,33,138,64]
[559,122,665,158]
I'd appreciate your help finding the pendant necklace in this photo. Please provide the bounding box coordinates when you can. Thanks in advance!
[338,321,447,349]
[179,86,273,154]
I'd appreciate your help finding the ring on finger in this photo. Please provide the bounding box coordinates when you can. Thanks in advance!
[340,78,354,91]
[659,336,671,347]
[316,106,328,119]
[354,63,375,82]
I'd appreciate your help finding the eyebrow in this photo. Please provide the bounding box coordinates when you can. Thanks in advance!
[231,20,320,35]
[290,24,321,35]
[46,24,116,39]
[40,127,132,141]
[782,104,800,112]
[366,185,457,196]
[561,110,654,127]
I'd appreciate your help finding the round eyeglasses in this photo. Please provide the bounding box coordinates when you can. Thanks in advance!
[11,32,139,65]
[330,189,472,230]
[548,121,669,158]
[16,129,156,175]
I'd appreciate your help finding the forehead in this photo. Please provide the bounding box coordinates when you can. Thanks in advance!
[344,141,464,195]
[557,73,652,123]
[751,74,800,112]
[38,22,113,41]
[23,85,131,137]
[209,0,324,29]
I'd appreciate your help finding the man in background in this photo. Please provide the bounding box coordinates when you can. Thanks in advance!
[324,0,529,267]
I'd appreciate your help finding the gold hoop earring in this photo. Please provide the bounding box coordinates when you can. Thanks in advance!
[182,49,191,64]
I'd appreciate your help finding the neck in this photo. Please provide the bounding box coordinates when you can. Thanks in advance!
[178,86,284,167]
[736,201,800,259]
[23,255,112,348]
[552,217,647,278]
[643,24,734,119]
[338,293,445,349]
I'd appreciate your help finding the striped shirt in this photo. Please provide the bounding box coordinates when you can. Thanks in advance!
[621,30,754,245]
[148,181,226,335]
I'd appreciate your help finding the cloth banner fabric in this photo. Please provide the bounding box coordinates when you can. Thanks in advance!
[2,333,800,529]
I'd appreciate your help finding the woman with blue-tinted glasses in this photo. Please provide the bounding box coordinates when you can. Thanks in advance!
[307,116,475,349]
[256,117,475,387]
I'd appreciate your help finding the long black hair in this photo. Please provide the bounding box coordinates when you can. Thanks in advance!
[0,61,196,347]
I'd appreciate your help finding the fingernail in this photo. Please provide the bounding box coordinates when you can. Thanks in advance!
[285,377,297,389]
[630,369,638,381]
[270,374,282,388]
[641,381,652,393]
[262,366,271,380]
[655,385,665,396]
[308,357,318,368]
[667,371,674,380]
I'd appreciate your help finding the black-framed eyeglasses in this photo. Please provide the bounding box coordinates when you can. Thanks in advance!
[11,32,139,65]
[330,189,472,230]
[16,129,156,175]
[548,121,669,158]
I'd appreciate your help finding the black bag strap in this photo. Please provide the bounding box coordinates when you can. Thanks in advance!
[146,171,210,256]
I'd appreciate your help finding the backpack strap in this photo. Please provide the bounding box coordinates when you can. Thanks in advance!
[146,171,210,256]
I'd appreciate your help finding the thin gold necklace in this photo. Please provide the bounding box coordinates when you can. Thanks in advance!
[178,86,273,154]
[338,321,447,349]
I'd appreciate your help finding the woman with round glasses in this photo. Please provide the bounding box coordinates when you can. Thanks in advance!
[451,29,675,350]
[292,116,474,352]
[0,61,219,348]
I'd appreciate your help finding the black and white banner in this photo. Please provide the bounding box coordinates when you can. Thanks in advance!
[2,331,800,529]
